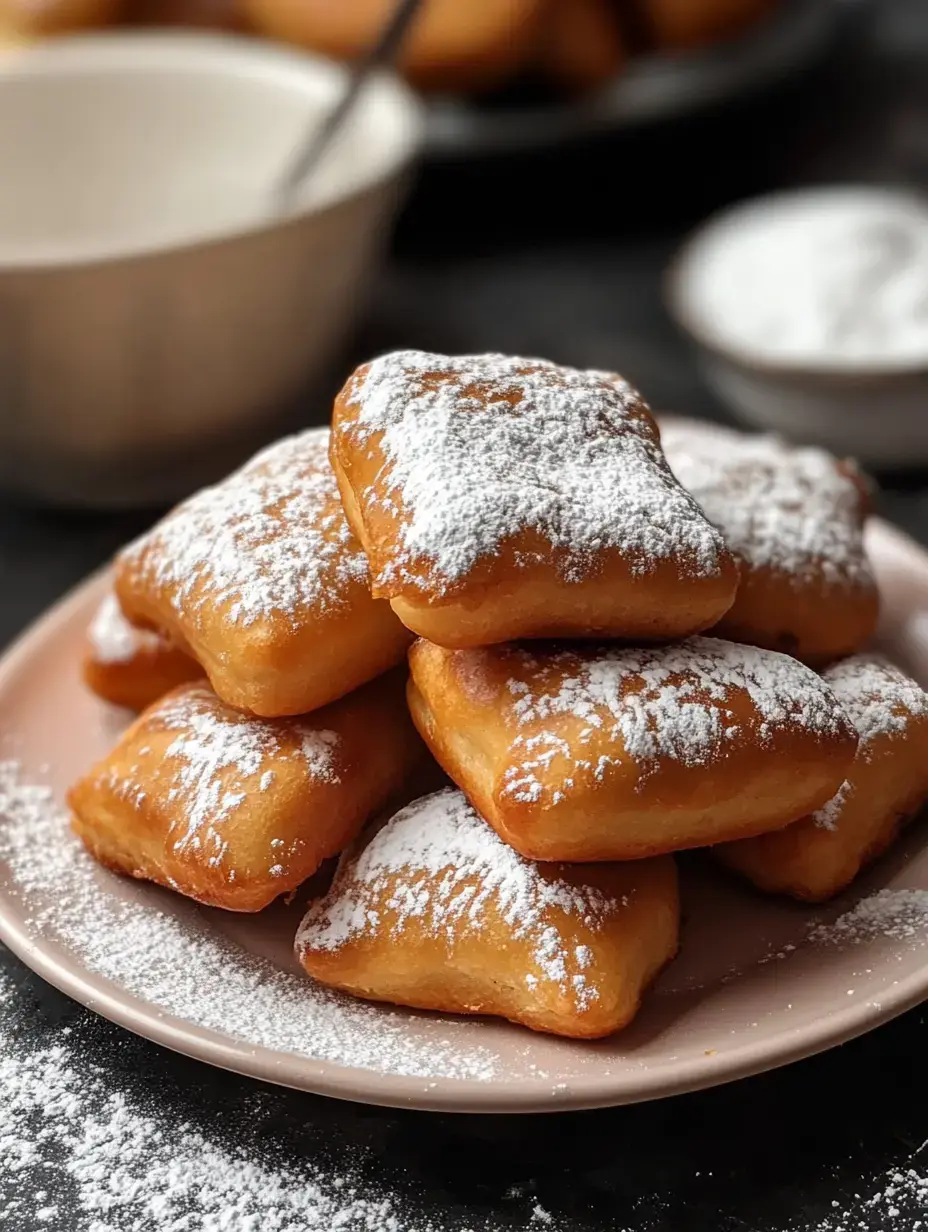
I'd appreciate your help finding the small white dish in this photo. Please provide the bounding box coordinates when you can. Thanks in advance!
[667,186,928,468]
[0,32,422,506]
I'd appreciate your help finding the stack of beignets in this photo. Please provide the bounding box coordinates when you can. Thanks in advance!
[72,353,928,1046]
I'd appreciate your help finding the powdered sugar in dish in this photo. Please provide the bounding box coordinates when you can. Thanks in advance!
[0,762,499,1081]
[340,351,730,596]
[298,789,625,1010]
[660,419,873,589]
[87,590,153,665]
[119,427,369,627]
[493,636,851,805]
[812,654,928,830]
[674,186,928,370]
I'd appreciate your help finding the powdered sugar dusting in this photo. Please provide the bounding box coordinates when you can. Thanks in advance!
[495,636,851,806]
[341,351,730,595]
[0,762,499,1081]
[119,427,369,627]
[660,419,873,588]
[0,978,543,1232]
[299,788,625,1009]
[822,654,928,746]
[87,591,155,665]
[106,685,340,865]
[812,654,928,830]
[807,889,928,945]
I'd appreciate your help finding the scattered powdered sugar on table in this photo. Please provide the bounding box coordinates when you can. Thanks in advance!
[0,762,499,1082]
[806,1165,928,1232]
[119,427,369,627]
[0,967,562,1232]
[807,889,928,946]
[660,419,873,588]
[86,590,155,665]
[298,789,624,1010]
[493,637,852,805]
[339,351,730,595]
[812,654,928,830]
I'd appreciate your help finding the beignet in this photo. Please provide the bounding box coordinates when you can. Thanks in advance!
[296,788,680,1039]
[242,0,545,93]
[115,428,413,717]
[407,636,858,861]
[331,351,738,648]
[717,655,928,901]
[68,673,423,912]
[538,0,626,91]
[83,590,202,711]
[660,418,878,665]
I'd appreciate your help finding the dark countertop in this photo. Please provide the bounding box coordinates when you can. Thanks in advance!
[2,2,928,1229]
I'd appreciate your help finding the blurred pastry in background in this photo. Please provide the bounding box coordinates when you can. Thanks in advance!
[644,0,779,50]
[537,0,626,93]
[242,0,547,92]
[0,0,122,34]
[0,0,789,98]
[125,0,248,30]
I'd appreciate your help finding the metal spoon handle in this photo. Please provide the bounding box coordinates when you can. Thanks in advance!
[276,0,424,202]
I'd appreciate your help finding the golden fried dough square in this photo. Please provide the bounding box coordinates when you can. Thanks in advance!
[115,428,413,717]
[69,672,424,912]
[296,788,680,1039]
[330,351,738,648]
[660,418,878,665]
[83,589,202,711]
[717,655,928,901]
[407,637,858,861]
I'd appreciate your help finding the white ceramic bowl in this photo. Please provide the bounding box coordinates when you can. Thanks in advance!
[666,187,928,469]
[0,32,422,506]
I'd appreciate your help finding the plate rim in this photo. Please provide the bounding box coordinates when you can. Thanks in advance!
[0,521,926,1114]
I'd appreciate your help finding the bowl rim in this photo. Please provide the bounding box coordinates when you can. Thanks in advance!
[0,29,424,273]
[665,184,928,383]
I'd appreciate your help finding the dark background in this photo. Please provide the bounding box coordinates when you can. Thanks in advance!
[2,1,928,1228]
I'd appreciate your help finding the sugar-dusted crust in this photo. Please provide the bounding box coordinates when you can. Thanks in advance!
[82,590,202,711]
[331,351,739,648]
[407,637,858,861]
[717,654,928,901]
[115,428,413,718]
[68,672,424,912]
[296,788,680,1039]
[660,418,878,665]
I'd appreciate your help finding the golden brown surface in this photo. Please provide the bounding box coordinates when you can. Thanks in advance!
[0,0,121,33]
[717,656,928,902]
[82,592,202,712]
[242,0,545,93]
[644,0,778,49]
[124,0,248,28]
[331,352,738,649]
[69,672,425,912]
[115,429,413,718]
[407,637,858,861]
[537,0,626,92]
[712,566,879,668]
[297,788,680,1039]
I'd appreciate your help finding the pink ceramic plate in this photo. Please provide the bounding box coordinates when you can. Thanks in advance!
[0,519,926,1114]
